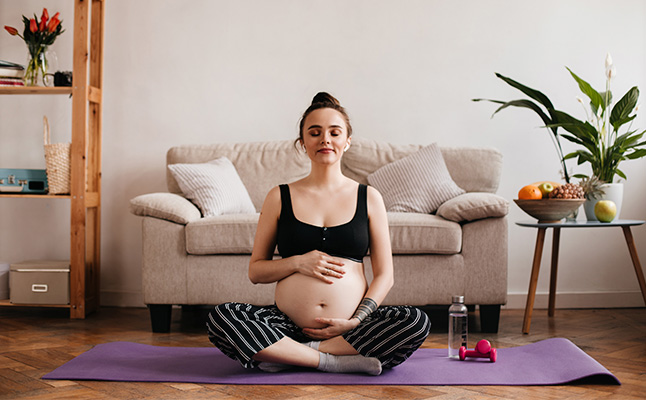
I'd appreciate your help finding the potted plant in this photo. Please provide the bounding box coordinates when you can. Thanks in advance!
[474,54,646,220]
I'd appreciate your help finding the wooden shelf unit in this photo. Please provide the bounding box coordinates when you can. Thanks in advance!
[0,0,104,319]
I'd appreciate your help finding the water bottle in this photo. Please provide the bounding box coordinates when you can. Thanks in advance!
[448,295,468,359]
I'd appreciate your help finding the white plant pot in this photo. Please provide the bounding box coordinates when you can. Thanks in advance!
[584,182,623,221]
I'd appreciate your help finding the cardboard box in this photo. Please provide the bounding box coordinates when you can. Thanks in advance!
[10,260,70,305]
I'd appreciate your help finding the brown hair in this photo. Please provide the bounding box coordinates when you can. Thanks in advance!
[295,92,353,148]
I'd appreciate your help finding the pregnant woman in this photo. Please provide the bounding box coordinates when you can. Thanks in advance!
[206,92,430,375]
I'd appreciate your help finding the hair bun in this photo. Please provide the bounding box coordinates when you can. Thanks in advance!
[311,92,340,106]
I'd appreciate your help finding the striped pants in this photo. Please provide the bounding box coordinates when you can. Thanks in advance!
[206,303,431,369]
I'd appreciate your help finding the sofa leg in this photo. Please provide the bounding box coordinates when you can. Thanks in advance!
[479,304,501,333]
[148,304,172,333]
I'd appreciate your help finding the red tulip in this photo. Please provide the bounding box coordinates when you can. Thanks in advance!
[51,12,60,20]
[29,18,37,33]
[41,8,49,24]
[47,17,61,33]
[4,25,19,36]
[39,18,46,32]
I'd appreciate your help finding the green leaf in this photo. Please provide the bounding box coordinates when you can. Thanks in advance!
[548,110,599,146]
[475,98,557,135]
[616,169,627,180]
[626,149,646,159]
[566,67,605,113]
[495,73,555,110]
[491,99,551,122]
[610,87,639,132]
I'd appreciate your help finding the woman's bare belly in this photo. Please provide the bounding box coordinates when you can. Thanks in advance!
[275,260,367,329]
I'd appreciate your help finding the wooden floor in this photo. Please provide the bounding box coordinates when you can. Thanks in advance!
[0,306,645,399]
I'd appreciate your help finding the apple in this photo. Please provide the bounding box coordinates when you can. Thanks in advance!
[537,182,554,198]
[594,200,617,222]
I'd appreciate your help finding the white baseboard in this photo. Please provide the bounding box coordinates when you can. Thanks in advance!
[504,291,645,309]
[100,290,145,308]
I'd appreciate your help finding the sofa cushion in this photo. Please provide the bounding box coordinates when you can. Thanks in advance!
[129,193,201,224]
[185,212,462,256]
[388,213,462,254]
[343,138,503,193]
[186,214,260,254]
[167,141,310,211]
[437,192,509,222]
[367,143,465,213]
[168,157,256,217]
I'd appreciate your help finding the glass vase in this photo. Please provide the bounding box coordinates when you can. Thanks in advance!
[24,43,50,86]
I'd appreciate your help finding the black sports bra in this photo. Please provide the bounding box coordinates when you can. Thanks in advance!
[276,184,370,263]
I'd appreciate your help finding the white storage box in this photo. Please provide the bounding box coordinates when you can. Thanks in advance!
[10,260,70,305]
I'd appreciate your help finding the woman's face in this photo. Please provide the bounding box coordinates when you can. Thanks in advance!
[301,108,350,164]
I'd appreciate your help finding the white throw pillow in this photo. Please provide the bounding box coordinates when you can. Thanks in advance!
[168,157,256,217]
[367,143,465,213]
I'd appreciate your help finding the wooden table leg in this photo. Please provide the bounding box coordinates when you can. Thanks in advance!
[621,226,646,305]
[523,227,547,334]
[548,227,561,317]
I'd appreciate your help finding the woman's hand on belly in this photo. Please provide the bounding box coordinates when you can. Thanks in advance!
[294,250,346,284]
[302,316,360,340]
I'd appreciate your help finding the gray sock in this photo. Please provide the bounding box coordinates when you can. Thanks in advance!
[305,341,321,350]
[258,361,292,373]
[317,352,382,376]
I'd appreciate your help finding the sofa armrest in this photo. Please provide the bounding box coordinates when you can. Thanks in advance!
[130,192,201,224]
[436,192,509,223]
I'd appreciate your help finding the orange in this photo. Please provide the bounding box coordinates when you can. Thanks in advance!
[518,184,542,200]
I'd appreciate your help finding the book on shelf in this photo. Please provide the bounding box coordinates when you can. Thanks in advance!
[0,77,24,87]
[0,60,25,79]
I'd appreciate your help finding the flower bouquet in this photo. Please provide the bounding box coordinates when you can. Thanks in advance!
[4,8,64,86]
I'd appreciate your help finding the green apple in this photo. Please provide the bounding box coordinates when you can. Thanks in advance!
[594,200,617,222]
[537,182,554,198]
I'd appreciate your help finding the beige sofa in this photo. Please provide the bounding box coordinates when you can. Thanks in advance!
[130,138,509,333]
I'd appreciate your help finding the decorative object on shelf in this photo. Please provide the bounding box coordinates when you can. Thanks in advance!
[514,198,586,223]
[0,60,25,86]
[54,70,72,87]
[43,116,71,194]
[4,8,64,86]
[474,54,646,215]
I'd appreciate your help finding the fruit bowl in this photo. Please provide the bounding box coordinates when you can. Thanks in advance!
[514,199,586,223]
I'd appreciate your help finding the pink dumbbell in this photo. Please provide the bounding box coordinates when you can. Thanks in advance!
[459,339,497,362]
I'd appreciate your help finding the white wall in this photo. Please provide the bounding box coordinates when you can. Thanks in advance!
[1,0,645,308]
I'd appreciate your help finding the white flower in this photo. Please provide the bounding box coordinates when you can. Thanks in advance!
[605,53,617,80]
[605,53,613,69]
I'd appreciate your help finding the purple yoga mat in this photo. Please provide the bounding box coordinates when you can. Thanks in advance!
[42,338,619,385]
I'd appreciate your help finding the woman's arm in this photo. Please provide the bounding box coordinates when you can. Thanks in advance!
[361,185,395,306]
[248,186,346,284]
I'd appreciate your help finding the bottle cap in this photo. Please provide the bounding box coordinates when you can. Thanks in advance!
[452,295,465,303]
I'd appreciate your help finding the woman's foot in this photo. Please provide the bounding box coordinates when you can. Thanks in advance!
[317,352,382,376]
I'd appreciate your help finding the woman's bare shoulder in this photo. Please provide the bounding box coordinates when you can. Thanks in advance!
[366,185,386,215]
[261,185,282,216]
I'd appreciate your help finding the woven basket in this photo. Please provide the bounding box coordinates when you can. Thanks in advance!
[43,116,71,195]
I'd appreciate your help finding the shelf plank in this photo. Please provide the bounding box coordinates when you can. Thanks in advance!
[0,194,71,199]
[0,86,73,95]
[0,299,70,308]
